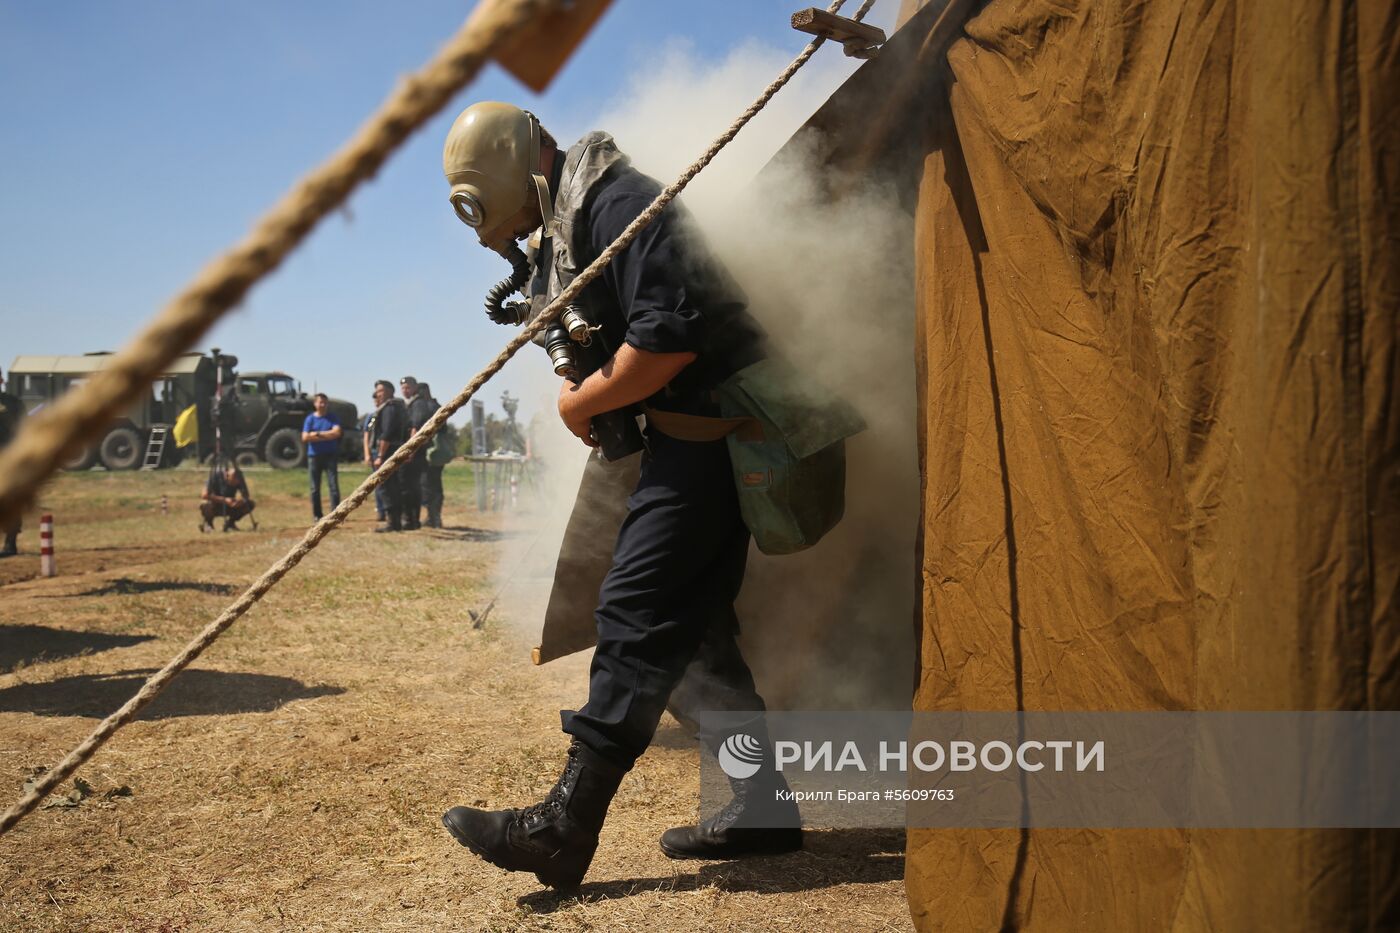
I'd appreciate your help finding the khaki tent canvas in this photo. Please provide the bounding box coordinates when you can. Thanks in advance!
[868,0,1396,929]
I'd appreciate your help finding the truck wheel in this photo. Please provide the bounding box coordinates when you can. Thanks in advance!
[234,451,260,469]
[62,444,100,471]
[264,427,305,469]
[100,426,144,471]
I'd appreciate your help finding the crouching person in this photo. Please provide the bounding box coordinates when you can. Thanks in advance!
[200,462,255,532]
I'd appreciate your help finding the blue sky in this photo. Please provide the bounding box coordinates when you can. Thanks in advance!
[0,1,898,423]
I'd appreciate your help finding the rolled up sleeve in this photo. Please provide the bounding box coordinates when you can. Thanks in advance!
[589,191,707,355]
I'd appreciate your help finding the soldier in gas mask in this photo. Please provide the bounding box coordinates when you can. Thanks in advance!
[437,102,799,888]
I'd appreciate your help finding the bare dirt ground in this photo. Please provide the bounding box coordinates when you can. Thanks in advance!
[0,464,910,932]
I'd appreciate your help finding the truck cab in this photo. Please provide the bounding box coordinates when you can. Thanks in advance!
[227,371,359,469]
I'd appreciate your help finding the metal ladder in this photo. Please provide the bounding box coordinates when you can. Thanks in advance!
[141,424,170,470]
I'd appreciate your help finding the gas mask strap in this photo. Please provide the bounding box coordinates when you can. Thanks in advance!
[532,173,555,237]
[524,111,556,237]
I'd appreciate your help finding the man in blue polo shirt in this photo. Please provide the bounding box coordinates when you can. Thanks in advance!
[301,392,343,521]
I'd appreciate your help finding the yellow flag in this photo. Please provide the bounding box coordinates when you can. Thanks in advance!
[172,404,199,448]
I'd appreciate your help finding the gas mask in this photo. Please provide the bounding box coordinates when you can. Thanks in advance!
[443,101,558,327]
[443,103,641,461]
[442,101,555,248]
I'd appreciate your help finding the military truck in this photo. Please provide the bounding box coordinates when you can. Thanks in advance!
[224,370,359,469]
[6,351,359,470]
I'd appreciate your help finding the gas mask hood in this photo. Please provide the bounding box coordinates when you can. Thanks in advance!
[443,102,555,243]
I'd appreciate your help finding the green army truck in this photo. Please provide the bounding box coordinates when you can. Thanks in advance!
[224,370,359,469]
[7,351,359,470]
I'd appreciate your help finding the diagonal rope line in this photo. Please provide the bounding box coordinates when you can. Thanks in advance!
[0,0,877,836]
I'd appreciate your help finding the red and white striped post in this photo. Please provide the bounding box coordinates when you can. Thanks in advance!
[39,513,55,577]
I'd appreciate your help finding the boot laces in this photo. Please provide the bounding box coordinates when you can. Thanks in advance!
[711,795,744,831]
[709,775,759,832]
[516,791,564,827]
[515,746,582,828]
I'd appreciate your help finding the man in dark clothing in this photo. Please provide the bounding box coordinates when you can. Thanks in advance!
[371,379,408,532]
[0,368,25,557]
[361,403,386,521]
[417,382,449,528]
[438,103,794,889]
[301,392,343,521]
[399,376,434,530]
[200,463,255,532]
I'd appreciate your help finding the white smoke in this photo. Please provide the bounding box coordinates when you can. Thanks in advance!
[561,38,865,228]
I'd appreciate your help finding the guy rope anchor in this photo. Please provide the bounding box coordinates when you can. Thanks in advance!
[0,0,880,836]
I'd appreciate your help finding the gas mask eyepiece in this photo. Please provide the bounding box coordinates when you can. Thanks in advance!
[450,188,484,227]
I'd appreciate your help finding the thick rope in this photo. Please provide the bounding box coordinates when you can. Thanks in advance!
[0,0,560,529]
[0,0,875,836]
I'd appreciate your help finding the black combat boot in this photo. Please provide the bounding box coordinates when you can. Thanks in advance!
[660,767,803,860]
[0,532,17,558]
[442,741,625,889]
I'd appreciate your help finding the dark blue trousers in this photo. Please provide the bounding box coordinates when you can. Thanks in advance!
[562,429,767,769]
[307,454,341,519]
[400,456,425,528]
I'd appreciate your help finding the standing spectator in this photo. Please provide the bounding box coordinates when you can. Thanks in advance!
[418,382,449,528]
[371,379,408,533]
[361,400,385,521]
[399,376,432,530]
[0,367,25,557]
[301,392,343,522]
[200,462,255,532]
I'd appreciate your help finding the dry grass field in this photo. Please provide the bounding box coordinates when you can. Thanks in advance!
[0,463,910,932]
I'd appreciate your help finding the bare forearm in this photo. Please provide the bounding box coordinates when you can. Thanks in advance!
[567,344,696,419]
